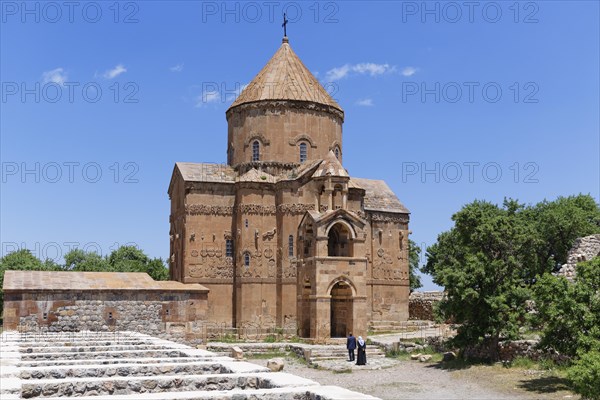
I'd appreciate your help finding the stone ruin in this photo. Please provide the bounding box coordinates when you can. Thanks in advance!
[408,291,444,321]
[0,330,380,400]
[556,234,600,281]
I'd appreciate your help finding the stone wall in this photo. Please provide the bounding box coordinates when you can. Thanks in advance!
[556,234,600,281]
[409,291,444,320]
[3,289,208,344]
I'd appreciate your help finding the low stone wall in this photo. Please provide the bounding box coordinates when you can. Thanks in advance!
[3,289,208,344]
[408,291,444,320]
[463,339,568,363]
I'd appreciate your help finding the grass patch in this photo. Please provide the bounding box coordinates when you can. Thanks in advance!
[246,350,289,359]
[507,356,537,369]
[263,334,277,343]
[332,367,353,374]
[208,333,240,343]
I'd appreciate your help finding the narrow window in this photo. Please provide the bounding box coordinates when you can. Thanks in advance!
[252,140,260,162]
[165,309,170,316]
[226,239,233,257]
[334,147,340,159]
[108,312,113,320]
[288,235,294,257]
[244,252,250,267]
[245,219,249,228]
[299,142,307,163]
[42,312,48,320]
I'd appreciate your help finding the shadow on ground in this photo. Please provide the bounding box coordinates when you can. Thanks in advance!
[425,359,491,371]
[517,376,572,394]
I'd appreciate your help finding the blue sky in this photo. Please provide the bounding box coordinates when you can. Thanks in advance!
[1,1,598,290]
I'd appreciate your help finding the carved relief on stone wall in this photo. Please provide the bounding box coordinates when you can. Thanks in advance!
[189,257,233,279]
[236,204,276,215]
[372,248,407,280]
[236,247,275,278]
[263,247,273,258]
[262,228,276,241]
[277,203,315,215]
[186,204,233,216]
[352,210,365,219]
[319,205,329,213]
[224,231,232,240]
[370,212,409,224]
[283,259,297,278]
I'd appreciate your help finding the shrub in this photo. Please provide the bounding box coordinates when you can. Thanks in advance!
[567,350,600,400]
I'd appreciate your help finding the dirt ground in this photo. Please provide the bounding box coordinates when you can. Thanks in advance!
[248,356,578,400]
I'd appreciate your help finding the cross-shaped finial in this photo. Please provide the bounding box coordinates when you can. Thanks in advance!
[282,13,288,37]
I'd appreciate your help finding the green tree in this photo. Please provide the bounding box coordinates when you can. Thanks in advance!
[107,245,168,281]
[63,249,108,271]
[567,350,600,400]
[408,239,422,291]
[423,199,535,360]
[525,194,600,278]
[0,249,59,319]
[533,257,600,358]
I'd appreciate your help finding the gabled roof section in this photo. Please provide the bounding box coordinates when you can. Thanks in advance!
[350,178,410,214]
[228,39,343,113]
[3,271,208,292]
[174,162,236,183]
[237,168,276,183]
[312,151,349,178]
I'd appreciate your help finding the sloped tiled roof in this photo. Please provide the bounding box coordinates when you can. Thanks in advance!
[175,162,235,183]
[2,271,208,292]
[350,178,410,214]
[228,38,343,112]
[312,151,349,178]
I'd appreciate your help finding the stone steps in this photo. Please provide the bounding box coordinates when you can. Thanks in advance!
[19,361,248,380]
[20,344,170,354]
[17,340,153,348]
[2,331,381,400]
[23,385,379,400]
[19,356,226,368]
[21,349,193,361]
[19,371,315,398]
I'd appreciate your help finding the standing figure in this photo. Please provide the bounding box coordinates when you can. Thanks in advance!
[356,336,367,365]
[346,332,357,361]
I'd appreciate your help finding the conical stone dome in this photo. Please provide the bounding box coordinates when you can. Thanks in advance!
[228,38,343,115]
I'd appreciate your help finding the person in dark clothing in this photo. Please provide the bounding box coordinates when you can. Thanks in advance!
[346,332,357,361]
[356,336,366,365]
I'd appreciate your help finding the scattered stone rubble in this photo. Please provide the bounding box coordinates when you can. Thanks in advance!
[0,330,381,399]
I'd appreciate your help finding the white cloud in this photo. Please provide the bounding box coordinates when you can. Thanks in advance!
[353,63,396,76]
[326,65,351,81]
[326,63,396,81]
[356,98,374,107]
[103,64,127,79]
[401,66,418,77]
[195,91,220,108]
[42,68,67,86]
[170,64,184,72]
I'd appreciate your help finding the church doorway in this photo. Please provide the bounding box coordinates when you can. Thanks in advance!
[330,281,353,338]
[327,223,352,257]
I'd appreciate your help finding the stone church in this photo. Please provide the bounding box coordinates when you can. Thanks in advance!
[168,36,410,339]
